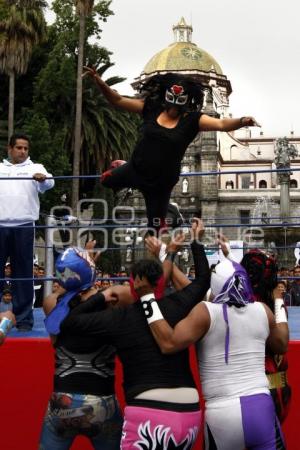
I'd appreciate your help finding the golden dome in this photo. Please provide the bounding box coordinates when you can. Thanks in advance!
[142,18,222,76]
[143,41,223,75]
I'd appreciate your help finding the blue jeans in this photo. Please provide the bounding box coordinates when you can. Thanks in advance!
[39,392,123,450]
[0,224,34,328]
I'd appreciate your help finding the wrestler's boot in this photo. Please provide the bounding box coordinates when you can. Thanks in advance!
[101,160,133,206]
[110,160,126,169]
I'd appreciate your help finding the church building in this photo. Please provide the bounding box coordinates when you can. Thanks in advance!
[124,18,300,265]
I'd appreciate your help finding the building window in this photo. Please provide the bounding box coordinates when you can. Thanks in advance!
[230,145,237,159]
[241,176,251,189]
[290,179,298,188]
[240,210,250,224]
[259,180,267,188]
[225,180,234,189]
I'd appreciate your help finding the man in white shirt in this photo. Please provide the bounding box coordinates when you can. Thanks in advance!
[0,133,54,331]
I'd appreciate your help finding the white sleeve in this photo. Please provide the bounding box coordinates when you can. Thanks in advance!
[35,164,55,193]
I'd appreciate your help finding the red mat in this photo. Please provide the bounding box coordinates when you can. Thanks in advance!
[0,339,298,449]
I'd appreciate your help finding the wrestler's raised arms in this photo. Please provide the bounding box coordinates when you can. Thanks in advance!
[83,66,144,114]
[199,114,260,132]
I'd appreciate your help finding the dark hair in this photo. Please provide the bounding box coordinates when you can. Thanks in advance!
[139,73,204,112]
[2,289,12,296]
[241,249,278,311]
[131,259,163,287]
[9,133,30,148]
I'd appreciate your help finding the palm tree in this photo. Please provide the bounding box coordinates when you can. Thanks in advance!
[80,90,138,172]
[0,0,47,139]
[0,115,8,150]
[72,0,94,213]
[63,64,139,180]
[79,62,139,174]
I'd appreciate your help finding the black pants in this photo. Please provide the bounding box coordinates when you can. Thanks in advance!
[0,224,34,328]
[101,162,175,232]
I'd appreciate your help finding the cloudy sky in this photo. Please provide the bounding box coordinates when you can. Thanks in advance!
[46,0,300,138]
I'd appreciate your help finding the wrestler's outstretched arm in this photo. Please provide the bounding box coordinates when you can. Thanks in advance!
[199,114,261,132]
[83,66,144,114]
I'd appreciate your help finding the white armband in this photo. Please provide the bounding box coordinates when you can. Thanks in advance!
[274,298,287,323]
[141,293,164,324]
[159,243,167,263]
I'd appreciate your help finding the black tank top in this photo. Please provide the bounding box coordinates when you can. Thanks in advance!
[131,100,201,187]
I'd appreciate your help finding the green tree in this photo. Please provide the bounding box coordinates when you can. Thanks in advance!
[22,111,71,212]
[0,0,47,139]
[33,0,139,194]
[72,62,139,174]
[15,0,140,250]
